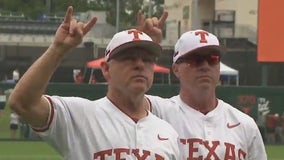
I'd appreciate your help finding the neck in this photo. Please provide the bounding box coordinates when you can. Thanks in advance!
[180,88,217,115]
[107,91,149,121]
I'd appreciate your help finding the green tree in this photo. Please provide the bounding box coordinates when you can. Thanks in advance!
[105,0,164,30]
[87,0,108,11]
[51,0,88,14]
[0,0,164,29]
[0,0,45,19]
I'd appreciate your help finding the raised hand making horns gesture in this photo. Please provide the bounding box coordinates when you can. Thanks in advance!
[136,10,168,43]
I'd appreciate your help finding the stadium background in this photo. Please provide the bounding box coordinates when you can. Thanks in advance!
[0,0,284,159]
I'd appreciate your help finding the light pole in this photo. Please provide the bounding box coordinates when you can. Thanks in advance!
[46,0,51,15]
[148,0,152,17]
[192,0,199,29]
[116,0,120,32]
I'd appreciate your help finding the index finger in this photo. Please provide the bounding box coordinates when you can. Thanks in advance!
[158,11,168,29]
[63,6,73,25]
[136,10,145,26]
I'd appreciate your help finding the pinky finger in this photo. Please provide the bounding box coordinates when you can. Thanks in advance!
[83,17,98,35]
[158,11,168,29]
[136,10,145,26]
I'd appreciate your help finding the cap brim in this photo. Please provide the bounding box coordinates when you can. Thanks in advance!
[108,41,162,61]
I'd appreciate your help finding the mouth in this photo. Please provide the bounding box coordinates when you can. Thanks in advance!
[196,75,212,82]
[197,74,211,79]
[131,75,147,81]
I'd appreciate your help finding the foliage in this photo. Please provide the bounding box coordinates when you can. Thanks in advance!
[104,0,164,30]
[51,0,89,13]
[0,0,164,30]
[0,0,45,19]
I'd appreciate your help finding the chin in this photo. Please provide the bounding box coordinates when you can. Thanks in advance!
[131,88,147,95]
[197,82,213,88]
[130,84,148,92]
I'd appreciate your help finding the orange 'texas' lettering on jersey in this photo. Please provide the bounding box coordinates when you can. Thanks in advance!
[114,148,130,159]
[179,138,247,160]
[93,148,164,160]
[128,29,143,40]
[132,149,150,159]
[203,141,220,160]
[93,150,112,159]
[195,31,209,43]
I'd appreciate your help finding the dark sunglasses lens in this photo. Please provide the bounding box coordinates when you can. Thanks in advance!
[176,54,220,66]
[187,54,220,66]
[191,55,204,66]
[207,55,220,65]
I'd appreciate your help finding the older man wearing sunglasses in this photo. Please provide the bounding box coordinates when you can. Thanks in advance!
[137,12,267,160]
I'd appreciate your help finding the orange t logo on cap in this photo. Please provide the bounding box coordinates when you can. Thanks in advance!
[128,29,143,40]
[195,31,209,43]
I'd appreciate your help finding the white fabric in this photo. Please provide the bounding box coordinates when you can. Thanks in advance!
[147,95,267,160]
[36,96,181,160]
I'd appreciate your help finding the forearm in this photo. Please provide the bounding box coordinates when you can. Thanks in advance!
[8,44,67,118]
[8,6,97,128]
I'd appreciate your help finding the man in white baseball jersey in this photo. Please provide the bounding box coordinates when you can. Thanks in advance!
[8,6,181,160]
[138,13,267,159]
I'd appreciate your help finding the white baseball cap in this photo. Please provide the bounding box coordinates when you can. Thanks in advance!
[105,29,162,61]
[173,29,224,63]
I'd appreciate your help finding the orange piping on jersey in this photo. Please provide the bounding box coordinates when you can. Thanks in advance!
[32,96,55,132]
[145,96,152,112]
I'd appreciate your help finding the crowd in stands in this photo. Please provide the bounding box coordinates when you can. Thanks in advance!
[258,112,284,144]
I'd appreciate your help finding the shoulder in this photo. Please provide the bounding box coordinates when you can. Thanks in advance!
[146,95,179,113]
[146,95,177,106]
[146,95,169,102]
[48,96,106,106]
[148,112,178,134]
[49,95,90,104]
[47,96,110,112]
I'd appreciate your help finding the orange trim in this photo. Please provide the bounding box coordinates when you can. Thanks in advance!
[32,96,54,132]
[145,96,153,112]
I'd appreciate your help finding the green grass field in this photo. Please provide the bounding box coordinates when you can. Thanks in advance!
[0,104,10,138]
[266,145,284,160]
[0,141,62,160]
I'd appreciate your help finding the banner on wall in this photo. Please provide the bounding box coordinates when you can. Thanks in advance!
[258,0,284,62]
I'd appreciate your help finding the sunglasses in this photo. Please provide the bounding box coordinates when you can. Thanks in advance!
[176,54,220,66]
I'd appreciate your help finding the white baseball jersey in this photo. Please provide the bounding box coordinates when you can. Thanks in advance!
[147,95,267,160]
[34,96,181,160]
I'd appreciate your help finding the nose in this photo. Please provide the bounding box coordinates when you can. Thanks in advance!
[200,60,210,66]
[198,60,211,72]
[134,57,146,70]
